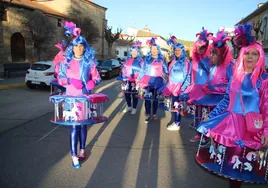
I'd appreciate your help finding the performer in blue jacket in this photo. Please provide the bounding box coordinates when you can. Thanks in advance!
[158,36,191,130]
[121,41,144,114]
[137,37,168,123]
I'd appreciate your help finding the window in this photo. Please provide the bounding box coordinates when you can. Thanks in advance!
[0,9,7,21]
[262,15,268,41]
[124,51,128,56]
[112,60,120,67]
[116,50,119,55]
[57,19,62,27]
[101,60,112,66]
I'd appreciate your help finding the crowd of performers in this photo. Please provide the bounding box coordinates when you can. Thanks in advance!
[51,21,268,187]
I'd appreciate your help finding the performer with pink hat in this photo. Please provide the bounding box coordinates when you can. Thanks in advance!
[57,22,102,169]
[190,29,234,146]
[158,36,191,130]
[179,27,212,141]
[196,24,268,187]
[137,37,168,123]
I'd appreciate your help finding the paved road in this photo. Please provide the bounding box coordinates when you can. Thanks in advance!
[0,78,266,188]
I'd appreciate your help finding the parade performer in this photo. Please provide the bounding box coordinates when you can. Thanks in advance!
[121,41,143,115]
[179,27,212,142]
[196,24,268,187]
[137,37,168,123]
[50,40,68,94]
[158,36,191,131]
[190,30,234,146]
[57,22,101,169]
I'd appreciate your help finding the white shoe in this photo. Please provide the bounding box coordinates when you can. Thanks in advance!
[167,122,181,131]
[131,108,137,115]
[123,106,132,113]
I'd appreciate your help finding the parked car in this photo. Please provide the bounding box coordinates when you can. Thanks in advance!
[97,59,121,79]
[25,61,54,89]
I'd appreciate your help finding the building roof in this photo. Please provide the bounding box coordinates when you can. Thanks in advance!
[136,30,160,37]
[236,2,268,25]
[4,0,68,18]
[79,0,107,11]
[116,39,134,46]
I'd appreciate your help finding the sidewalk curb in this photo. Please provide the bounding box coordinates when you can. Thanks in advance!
[0,83,25,90]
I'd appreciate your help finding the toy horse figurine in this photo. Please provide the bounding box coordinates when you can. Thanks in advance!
[63,104,79,121]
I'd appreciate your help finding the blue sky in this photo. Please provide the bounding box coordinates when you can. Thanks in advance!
[94,0,266,41]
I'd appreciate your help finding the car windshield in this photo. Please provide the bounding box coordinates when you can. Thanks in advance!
[100,60,112,66]
[31,63,51,71]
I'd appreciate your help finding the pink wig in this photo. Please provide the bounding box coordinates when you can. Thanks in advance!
[228,42,265,110]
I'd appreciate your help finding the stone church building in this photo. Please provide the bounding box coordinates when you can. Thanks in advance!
[0,0,108,64]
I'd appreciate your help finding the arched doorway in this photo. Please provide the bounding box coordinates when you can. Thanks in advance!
[11,33,26,62]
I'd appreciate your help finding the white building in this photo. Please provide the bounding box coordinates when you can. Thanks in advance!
[126,27,171,58]
[115,38,133,60]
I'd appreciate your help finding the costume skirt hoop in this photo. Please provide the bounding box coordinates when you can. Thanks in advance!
[50,94,109,126]
[195,137,268,184]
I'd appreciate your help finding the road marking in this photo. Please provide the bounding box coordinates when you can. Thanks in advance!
[36,125,59,143]
[0,83,25,90]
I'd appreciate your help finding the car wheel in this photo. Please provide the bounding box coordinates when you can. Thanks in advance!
[26,83,36,89]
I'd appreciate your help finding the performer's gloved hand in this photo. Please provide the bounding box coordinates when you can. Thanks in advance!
[202,85,213,94]
[86,80,96,90]
[179,93,188,101]
[69,78,84,89]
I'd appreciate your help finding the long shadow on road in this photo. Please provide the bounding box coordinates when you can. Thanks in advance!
[0,79,124,188]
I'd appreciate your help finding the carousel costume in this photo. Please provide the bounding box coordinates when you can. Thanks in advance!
[181,27,212,104]
[52,22,104,169]
[196,24,268,184]
[194,29,234,106]
[189,30,235,145]
[179,27,212,142]
[120,41,144,115]
[137,37,168,123]
[158,36,191,130]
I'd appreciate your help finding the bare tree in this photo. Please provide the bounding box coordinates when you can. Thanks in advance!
[68,9,100,44]
[21,10,56,61]
[105,26,122,58]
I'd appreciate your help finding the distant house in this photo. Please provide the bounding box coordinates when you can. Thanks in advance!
[114,34,134,60]
[126,27,171,60]
[125,27,194,61]
[0,0,107,64]
[236,2,268,55]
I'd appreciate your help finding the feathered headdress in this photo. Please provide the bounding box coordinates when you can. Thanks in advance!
[64,21,81,39]
[55,40,67,51]
[132,40,142,49]
[234,23,256,48]
[207,29,233,65]
[146,37,157,47]
[167,36,185,50]
[208,29,232,48]
[196,27,213,42]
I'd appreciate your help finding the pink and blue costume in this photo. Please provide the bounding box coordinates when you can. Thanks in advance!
[194,30,234,106]
[50,40,67,94]
[120,41,144,109]
[196,24,268,184]
[181,28,212,103]
[137,37,168,117]
[158,36,191,126]
[57,22,101,168]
